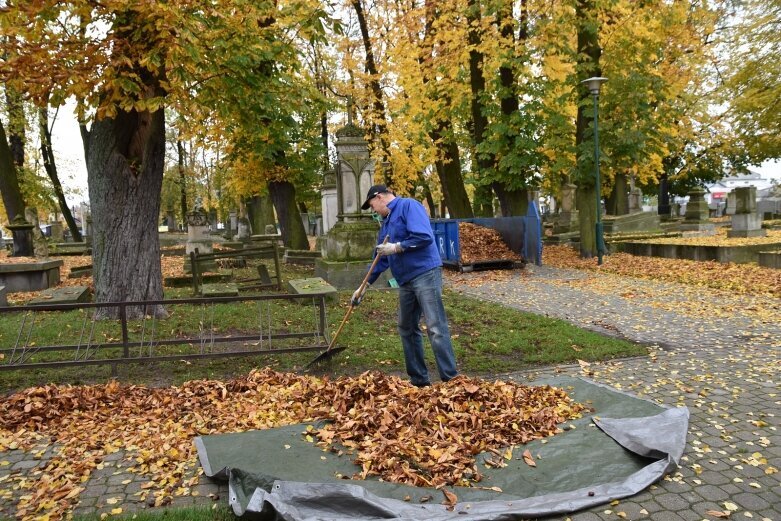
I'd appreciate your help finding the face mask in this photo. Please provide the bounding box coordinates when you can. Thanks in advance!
[372,212,383,223]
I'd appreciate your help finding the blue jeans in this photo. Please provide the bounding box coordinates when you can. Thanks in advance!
[397,267,458,386]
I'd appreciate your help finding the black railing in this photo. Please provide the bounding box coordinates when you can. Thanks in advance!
[0,293,330,371]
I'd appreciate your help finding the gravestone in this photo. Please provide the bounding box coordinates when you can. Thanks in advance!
[208,209,218,233]
[628,187,643,214]
[166,209,177,232]
[237,217,250,240]
[728,186,766,238]
[553,183,579,234]
[229,211,238,238]
[184,205,216,273]
[679,188,715,234]
[0,285,7,306]
[49,221,64,242]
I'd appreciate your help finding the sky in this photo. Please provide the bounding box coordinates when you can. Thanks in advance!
[48,104,781,207]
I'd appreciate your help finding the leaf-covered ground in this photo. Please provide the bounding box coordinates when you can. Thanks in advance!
[543,244,781,299]
[0,370,585,520]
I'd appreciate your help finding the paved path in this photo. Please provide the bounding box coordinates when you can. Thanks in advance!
[1,265,779,520]
[449,265,781,521]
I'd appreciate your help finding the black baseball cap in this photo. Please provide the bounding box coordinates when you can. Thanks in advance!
[361,184,389,210]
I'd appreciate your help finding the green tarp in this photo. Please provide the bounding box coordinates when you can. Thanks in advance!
[195,377,688,520]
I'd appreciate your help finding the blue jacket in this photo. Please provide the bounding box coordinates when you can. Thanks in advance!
[368,197,442,286]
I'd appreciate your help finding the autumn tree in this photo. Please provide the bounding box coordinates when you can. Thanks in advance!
[1,1,329,313]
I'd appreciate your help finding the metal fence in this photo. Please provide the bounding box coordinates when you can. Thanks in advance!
[0,293,331,371]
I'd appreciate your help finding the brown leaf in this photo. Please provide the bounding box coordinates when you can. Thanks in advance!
[522,449,536,467]
[705,510,731,519]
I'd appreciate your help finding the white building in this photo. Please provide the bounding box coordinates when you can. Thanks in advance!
[705,170,777,205]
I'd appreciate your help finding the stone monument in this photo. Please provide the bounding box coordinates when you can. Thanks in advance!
[552,183,579,234]
[184,199,216,273]
[237,217,250,240]
[728,186,765,238]
[6,214,34,257]
[315,123,386,289]
[679,188,715,234]
[166,208,177,232]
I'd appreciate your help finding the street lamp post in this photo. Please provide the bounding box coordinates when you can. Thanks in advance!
[581,76,608,265]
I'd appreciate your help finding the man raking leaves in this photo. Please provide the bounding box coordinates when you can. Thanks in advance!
[354,184,459,387]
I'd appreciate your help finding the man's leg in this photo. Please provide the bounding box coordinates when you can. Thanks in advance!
[413,268,458,382]
[398,283,429,386]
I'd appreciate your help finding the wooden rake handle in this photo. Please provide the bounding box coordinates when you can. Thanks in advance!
[326,236,390,351]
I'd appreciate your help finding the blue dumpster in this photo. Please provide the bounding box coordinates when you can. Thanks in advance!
[430,208,542,271]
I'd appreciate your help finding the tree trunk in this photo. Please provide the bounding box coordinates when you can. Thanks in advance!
[39,107,83,242]
[4,87,25,169]
[575,0,601,258]
[0,119,26,223]
[493,183,528,216]
[577,185,597,258]
[606,172,628,215]
[177,139,188,227]
[472,185,494,217]
[429,122,473,218]
[86,107,166,318]
[466,0,496,207]
[268,180,309,250]
[247,193,276,235]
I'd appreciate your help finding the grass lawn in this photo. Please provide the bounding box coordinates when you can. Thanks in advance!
[73,505,234,521]
[0,261,646,394]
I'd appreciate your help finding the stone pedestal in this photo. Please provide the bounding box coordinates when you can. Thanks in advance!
[6,215,35,257]
[728,187,765,238]
[729,214,766,238]
[680,189,714,233]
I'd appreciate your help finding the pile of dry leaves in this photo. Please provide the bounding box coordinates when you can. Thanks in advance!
[0,370,586,519]
[458,223,521,264]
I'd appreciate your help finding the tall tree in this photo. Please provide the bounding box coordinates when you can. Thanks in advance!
[574,0,602,258]
[38,105,83,242]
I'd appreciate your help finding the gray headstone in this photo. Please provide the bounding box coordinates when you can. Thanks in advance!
[0,285,7,307]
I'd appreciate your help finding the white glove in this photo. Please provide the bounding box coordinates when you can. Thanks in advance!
[376,242,402,256]
[351,286,366,306]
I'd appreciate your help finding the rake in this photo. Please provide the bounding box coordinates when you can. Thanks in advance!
[306,236,389,368]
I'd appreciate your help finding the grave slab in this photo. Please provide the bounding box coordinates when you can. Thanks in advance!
[29,285,90,305]
[287,277,338,302]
